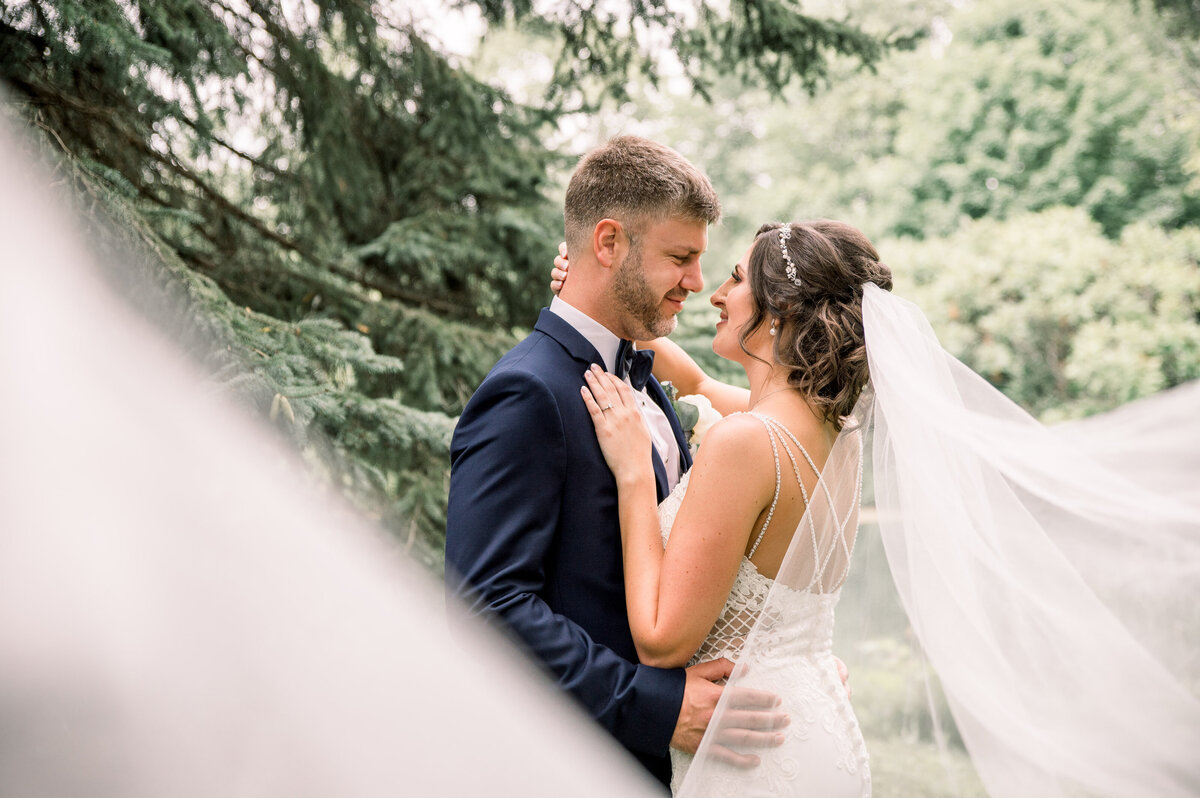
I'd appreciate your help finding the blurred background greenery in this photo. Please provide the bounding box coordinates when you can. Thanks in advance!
[3,0,1197,792]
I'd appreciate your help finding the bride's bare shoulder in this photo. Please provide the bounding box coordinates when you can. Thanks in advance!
[702,410,833,469]
[685,413,779,503]
[692,412,775,463]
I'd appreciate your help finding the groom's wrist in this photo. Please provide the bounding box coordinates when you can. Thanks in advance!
[620,662,687,756]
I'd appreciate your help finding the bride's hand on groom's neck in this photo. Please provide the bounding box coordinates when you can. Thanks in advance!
[551,242,568,296]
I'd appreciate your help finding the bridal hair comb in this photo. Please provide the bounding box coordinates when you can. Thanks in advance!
[778,225,802,287]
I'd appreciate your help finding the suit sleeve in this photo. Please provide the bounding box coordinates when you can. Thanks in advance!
[445,368,684,757]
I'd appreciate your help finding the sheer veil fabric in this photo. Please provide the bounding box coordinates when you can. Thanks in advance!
[1055,379,1200,513]
[0,108,666,798]
[683,283,1200,797]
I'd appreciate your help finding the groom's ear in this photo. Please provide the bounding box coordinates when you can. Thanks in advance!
[593,218,623,269]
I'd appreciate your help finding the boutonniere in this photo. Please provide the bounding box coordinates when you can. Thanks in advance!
[661,381,722,452]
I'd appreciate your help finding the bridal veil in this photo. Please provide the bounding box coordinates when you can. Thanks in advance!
[684,283,1200,797]
[0,108,666,798]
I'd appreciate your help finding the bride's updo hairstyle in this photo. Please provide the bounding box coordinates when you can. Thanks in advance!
[742,220,893,429]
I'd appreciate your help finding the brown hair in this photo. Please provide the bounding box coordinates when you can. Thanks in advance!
[741,220,893,430]
[563,135,721,253]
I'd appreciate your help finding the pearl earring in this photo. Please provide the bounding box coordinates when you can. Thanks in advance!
[769,319,777,336]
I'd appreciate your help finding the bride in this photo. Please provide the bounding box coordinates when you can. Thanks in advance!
[556,220,1200,797]
[577,220,878,797]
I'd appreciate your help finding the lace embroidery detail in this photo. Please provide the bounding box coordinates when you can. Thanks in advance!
[658,413,870,797]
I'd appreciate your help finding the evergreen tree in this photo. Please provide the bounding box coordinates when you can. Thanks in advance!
[0,0,892,564]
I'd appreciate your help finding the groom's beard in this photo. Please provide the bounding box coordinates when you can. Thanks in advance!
[613,242,678,340]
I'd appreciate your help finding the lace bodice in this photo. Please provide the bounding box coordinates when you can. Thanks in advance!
[656,412,860,667]
[657,473,843,668]
[658,412,870,797]
[657,469,805,665]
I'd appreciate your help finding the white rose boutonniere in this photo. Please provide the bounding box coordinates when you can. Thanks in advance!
[678,393,722,451]
[662,381,723,453]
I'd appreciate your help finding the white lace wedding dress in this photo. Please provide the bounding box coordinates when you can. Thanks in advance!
[660,413,870,798]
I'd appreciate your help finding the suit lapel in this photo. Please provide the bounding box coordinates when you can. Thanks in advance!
[645,378,694,474]
[534,309,606,368]
[535,308,692,497]
[650,450,670,503]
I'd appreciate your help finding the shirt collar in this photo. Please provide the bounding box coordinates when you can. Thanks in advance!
[549,296,622,373]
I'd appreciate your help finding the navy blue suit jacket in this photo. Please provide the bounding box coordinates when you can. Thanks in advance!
[446,309,694,787]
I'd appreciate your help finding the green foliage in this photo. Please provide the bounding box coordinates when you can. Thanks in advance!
[3,0,565,345]
[2,0,545,556]
[767,0,1200,242]
[866,738,987,798]
[884,207,1200,420]
[566,0,1200,421]
[626,0,1200,251]
[887,0,1200,239]
[16,126,457,569]
[471,0,893,108]
[1144,0,1200,38]
[11,0,1195,567]
[2,0,891,557]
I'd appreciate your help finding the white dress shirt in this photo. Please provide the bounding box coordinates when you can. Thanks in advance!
[549,296,682,491]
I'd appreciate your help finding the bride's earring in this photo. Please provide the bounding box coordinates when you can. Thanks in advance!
[769,319,777,336]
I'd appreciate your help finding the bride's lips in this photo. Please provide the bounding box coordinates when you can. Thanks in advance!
[716,313,728,327]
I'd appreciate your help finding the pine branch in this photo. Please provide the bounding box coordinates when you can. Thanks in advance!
[179,114,292,180]
[15,71,482,320]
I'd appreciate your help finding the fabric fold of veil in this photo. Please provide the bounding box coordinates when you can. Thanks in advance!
[683,283,1200,798]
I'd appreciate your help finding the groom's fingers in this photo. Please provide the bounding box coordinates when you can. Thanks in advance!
[725,685,782,709]
[719,707,790,731]
[703,717,789,771]
[713,726,787,750]
[707,744,761,769]
[835,655,852,698]
[686,657,734,682]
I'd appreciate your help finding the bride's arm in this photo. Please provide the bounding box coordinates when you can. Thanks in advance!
[582,367,773,668]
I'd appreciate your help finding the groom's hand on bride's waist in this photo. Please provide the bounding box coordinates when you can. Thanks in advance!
[669,658,787,765]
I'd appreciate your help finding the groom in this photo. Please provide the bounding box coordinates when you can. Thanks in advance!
[446,136,774,789]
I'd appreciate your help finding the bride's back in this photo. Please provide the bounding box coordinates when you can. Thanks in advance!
[736,403,862,596]
[666,402,873,798]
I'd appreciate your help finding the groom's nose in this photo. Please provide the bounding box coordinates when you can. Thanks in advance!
[679,259,704,294]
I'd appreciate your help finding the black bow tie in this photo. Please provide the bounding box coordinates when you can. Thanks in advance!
[615,339,655,391]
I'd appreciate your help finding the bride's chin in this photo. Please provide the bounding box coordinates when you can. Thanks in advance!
[711,337,734,361]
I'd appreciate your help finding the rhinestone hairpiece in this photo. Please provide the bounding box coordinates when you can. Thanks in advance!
[778,225,801,287]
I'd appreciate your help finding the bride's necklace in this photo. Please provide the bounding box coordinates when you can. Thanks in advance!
[750,385,795,409]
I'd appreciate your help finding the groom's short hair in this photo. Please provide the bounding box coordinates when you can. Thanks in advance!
[563,135,720,255]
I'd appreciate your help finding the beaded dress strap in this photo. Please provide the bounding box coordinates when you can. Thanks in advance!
[744,412,823,560]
